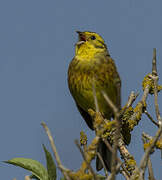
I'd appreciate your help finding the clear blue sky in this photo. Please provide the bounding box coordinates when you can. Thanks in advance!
[0,0,162,179]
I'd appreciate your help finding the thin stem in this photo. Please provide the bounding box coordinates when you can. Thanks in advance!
[144,110,159,127]
[75,140,98,180]
[41,122,71,180]
[151,48,162,123]
[92,78,99,112]
[102,91,121,178]
[148,158,156,180]
[97,152,108,177]
[139,124,162,179]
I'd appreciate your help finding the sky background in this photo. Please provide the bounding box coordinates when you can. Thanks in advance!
[0,0,162,179]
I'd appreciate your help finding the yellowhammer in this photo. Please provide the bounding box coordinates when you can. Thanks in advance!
[68,31,121,172]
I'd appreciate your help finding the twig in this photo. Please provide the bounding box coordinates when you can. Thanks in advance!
[92,83,109,177]
[41,122,71,180]
[138,124,162,179]
[120,91,139,116]
[128,83,150,129]
[97,152,108,177]
[126,91,139,108]
[152,48,157,76]
[142,132,152,141]
[102,91,121,178]
[150,48,162,123]
[144,110,159,127]
[141,84,150,103]
[106,162,122,180]
[102,91,118,114]
[142,133,156,180]
[120,170,130,180]
[148,158,156,180]
[92,78,99,112]
[102,125,130,177]
[75,139,98,180]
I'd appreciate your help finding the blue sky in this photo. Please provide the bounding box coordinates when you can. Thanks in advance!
[0,0,162,179]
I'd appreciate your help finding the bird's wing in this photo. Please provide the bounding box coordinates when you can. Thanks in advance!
[113,66,121,109]
[76,103,94,130]
[104,55,121,110]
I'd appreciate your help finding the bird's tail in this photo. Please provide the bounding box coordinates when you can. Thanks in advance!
[96,139,112,172]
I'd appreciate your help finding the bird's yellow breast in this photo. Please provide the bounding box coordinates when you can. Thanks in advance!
[68,54,119,118]
[75,41,106,62]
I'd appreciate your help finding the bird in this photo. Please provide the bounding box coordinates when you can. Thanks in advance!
[68,31,121,172]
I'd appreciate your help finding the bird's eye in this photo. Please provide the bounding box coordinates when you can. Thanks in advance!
[90,36,96,40]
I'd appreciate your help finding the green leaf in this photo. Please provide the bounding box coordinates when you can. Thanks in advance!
[43,144,57,180]
[4,158,48,180]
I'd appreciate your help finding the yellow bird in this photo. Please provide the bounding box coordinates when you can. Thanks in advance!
[68,31,121,171]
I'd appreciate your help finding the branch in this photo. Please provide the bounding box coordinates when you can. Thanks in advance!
[102,138,130,178]
[75,140,98,180]
[151,48,162,123]
[96,152,108,177]
[142,133,156,180]
[41,122,71,180]
[144,110,159,127]
[138,124,162,179]
[102,91,121,178]
[120,91,139,116]
[92,79,99,112]
[148,158,156,180]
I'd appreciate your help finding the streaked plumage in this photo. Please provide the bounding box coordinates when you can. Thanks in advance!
[68,31,121,171]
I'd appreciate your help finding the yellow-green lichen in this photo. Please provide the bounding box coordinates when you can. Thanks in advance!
[69,170,93,180]
[143,140,155,154]
[80,131,88,146]
[103,120,116,132]
[134,103,142,120]
[142,73,162,94]
[156,137,162,149]
[125,157,136,172]
[144,137,162,151]
[121,107,134,145]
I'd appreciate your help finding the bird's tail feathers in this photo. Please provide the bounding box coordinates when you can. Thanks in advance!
[96,139,112,172]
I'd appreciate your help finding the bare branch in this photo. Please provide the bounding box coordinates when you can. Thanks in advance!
[97,152,108,177]
[149,48,161,123]
[142,132,156,180]
[41,122,71,180]
[106,163,122,180]
[148,158,156,180]
[139,124,162,179]
[142,132,153,141]
[126,91,139,108]
[92,78,99,112]
[152,48,157,76]
[120,171,130,180]
[102,91,118,114]
[144,110,159,127]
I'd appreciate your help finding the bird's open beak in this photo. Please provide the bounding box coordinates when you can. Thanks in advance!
[76,31,86,45]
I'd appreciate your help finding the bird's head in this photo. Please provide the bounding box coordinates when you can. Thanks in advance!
[75,31,108,58]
